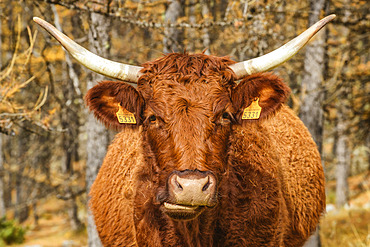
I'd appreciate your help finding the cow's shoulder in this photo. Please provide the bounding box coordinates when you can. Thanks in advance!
[264,105,325,242]
[90,127,144,246]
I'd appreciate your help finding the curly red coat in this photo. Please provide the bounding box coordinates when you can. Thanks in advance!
[86,53,325,247]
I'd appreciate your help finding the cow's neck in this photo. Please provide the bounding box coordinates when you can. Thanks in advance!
[171,209,219,246]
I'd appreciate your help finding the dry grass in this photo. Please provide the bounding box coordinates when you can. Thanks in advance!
[13,198,87,247]
[320,208,370,247]
[321,172,370,247]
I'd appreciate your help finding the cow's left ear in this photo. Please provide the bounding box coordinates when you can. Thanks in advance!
[85,81,145,130]
[231,73,291,123]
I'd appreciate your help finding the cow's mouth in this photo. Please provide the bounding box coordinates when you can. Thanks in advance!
[162,202,206,220]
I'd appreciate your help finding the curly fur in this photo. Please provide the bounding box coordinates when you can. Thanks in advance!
[87,53,325,247]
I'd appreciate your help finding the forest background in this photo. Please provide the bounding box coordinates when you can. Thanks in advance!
[0,0,368,246]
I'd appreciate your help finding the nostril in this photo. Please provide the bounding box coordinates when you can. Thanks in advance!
[202,176,210,191]
[175,177,183,191]
[202,182,210,191]
[169,174,184,192]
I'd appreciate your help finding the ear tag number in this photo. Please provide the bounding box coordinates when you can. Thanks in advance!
[242,98,262,120]
[116,104,136,124]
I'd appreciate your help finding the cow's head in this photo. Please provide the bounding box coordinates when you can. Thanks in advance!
[34,15,335,221]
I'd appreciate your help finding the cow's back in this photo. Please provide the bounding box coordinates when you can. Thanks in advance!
[89,128,144,246]
[268,105,325,246]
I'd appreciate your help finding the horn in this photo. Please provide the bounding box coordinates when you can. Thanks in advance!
[33,17,142,83]
[229,14,336,79]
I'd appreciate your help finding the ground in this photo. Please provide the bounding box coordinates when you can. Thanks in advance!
[12,198,87,247]
[321,208,370,247]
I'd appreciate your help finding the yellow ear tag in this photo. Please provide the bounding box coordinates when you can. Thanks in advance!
[242,98,262,120]
[116,104,136,124]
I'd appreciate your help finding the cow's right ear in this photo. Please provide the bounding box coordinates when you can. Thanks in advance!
[231,73,291,123]
[85,81,144,130]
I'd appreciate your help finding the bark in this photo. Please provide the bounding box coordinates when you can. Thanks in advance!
[65,187,83,231]
[333,0,353,209]
[52,5,81,176]
[304,227,321,247]
[0,6,5,218]
[14,128,30,223]
[367,133,370,172]
[163,0,183,53]
[201,0,211,55]
[186,0,196,52]
[0,134,5,218]
[85,10,111,247]
[32,202,39,226]
[299,0,327,152]
[335,104,350,208]
[218,0,229,20]
[301,0,328,246]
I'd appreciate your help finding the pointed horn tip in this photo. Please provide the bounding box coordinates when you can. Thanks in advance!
[33,17,47,27]
[33,17,41,23]
[315,14,336,30]
[322,14,336,23]
[327,14,336,20]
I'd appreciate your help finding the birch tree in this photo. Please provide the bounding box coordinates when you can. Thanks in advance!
[0,134,5,218]
[85,4,111,247]
[334,0,352,209]
[163,0,184,53]
[0,7,5,218]
[300,0,328,246]
[51,4,83,231]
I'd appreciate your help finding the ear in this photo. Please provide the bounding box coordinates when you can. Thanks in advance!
[231,73,291,123]
[85,81,145,130]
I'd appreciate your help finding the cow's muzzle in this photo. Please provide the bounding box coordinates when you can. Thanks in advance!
[162,170,217,220]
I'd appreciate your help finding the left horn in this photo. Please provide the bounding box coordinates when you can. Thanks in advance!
[229,14,336,79]
[33,17,142,83]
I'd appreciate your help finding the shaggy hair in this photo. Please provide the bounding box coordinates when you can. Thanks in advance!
[87,53,325,247]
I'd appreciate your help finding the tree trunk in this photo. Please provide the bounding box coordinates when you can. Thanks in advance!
[186,0,196,52]
[0,134,5,218]
[300,0,328,246]
[14,128,30,223]
[85,9,111,247]
[51,5,83,230]
[367,133,370,173]
[0,7,6,218]
[163,0,183,53]
[201,0,211,55]
[335,108,350,208]
[334,0,352,210]
[52,4,81,176]
[299,0,327,152]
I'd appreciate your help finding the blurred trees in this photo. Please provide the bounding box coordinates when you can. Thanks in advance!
[163,0,184,53]
[0,0,368,244]
[300,0,329,246]
[84,1,111,246]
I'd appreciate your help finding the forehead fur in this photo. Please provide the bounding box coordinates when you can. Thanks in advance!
[138,52,236,87]
[137,53,235,120]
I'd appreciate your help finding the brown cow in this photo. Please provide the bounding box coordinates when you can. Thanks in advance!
[34,15,335,247]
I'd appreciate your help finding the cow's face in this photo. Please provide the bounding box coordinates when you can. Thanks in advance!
[85,54,290,221]
[139,73,234,220]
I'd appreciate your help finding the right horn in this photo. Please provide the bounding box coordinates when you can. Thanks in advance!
[33,17,142,83]
[229,14,336,79]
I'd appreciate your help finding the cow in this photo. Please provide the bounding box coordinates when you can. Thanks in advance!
[34,15,335,246]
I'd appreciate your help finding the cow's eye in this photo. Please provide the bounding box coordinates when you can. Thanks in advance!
[149,115,157,122]
[222,112,231,120]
